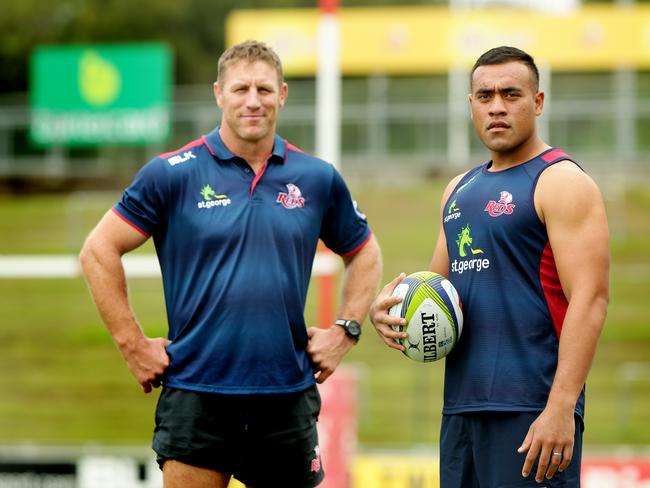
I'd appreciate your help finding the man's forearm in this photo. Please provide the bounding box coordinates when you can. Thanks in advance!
[546,294,608,411]
[79,241,145,349]
[338,235,382,322]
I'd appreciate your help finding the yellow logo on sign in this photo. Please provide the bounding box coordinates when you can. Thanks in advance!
[79,50,121,106]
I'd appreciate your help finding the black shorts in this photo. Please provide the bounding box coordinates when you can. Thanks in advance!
[152,385,324,488]
[440,411,584,488]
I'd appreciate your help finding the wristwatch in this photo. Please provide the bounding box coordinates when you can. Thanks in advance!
[334,319,362,344]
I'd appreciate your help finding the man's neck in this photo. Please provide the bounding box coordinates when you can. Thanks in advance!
[489,137,551,171]
[219,126,275,173]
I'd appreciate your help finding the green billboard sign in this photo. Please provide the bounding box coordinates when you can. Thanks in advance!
[30,43,172,146]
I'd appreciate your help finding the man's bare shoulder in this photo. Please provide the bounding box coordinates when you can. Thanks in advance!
[538,160,600,195]
[536,160,604,223]
[443,171,470,197]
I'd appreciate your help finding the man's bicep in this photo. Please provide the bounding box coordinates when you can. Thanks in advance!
[341,233,379,266]
[429,229,449,276]
[428,174,464,277]
[90,209,150,255]
[544,173,609,301]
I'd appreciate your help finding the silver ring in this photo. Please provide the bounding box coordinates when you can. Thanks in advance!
[552,452,562,457]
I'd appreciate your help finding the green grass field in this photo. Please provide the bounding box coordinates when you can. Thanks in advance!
[0,179,649,449]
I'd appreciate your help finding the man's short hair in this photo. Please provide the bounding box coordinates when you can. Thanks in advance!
[217,39,284,87]
[471,46,539,91]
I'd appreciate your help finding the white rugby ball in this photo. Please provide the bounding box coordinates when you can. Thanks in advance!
[389,271,463,362]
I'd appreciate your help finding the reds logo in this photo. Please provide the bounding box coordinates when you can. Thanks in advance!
[484,190,515,217]
[310,446,321,473]
[277,183,305,209]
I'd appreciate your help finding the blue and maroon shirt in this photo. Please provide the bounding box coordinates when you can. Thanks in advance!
[441,148,585,418]
[114,127,371,394]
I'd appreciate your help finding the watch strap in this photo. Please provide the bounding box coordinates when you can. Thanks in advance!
[334,319,361,343]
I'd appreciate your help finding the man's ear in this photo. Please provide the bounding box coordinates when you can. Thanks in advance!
[278,82,288,109]
[535,90,545,117]
[213,81,223,109]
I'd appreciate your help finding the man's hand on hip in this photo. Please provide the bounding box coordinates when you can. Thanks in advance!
[120,336,171,393]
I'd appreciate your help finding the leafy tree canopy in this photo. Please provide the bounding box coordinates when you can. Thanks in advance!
[1,0,449,94]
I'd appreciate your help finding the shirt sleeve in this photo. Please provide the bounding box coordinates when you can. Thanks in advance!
[320,167,372,256]
[113,158,167,237]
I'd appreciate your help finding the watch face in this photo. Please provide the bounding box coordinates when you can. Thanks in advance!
[347,321,361,336]
[336,320,361,342]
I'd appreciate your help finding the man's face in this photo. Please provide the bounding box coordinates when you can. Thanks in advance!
[469,61,543,154]
[214,59,288,143]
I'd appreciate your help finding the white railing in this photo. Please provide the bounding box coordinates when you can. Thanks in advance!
[0,252,339,279]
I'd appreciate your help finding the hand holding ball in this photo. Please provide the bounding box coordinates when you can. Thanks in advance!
[388,271,463,362]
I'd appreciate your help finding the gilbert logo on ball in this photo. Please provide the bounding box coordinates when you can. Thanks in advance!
[389,271,463,362]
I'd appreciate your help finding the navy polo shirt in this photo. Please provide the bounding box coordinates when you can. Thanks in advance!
[113,127,371,394]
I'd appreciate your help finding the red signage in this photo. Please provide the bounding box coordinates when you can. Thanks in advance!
[583,458,650,487]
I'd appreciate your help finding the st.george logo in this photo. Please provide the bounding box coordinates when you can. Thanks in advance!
[451,224,490,275]
[197,184,231,209]
[277,183,305,209]
[484,191,516,217]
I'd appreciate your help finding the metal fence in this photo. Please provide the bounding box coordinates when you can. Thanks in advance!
[1,71,649,184]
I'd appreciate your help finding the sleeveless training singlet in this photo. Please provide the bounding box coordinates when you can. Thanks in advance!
[441,148,585,418]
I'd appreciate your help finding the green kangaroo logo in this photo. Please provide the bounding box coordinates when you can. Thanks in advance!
[456,224,484,257]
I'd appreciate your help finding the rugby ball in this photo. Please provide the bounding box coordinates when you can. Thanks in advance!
[389,271,463,362]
